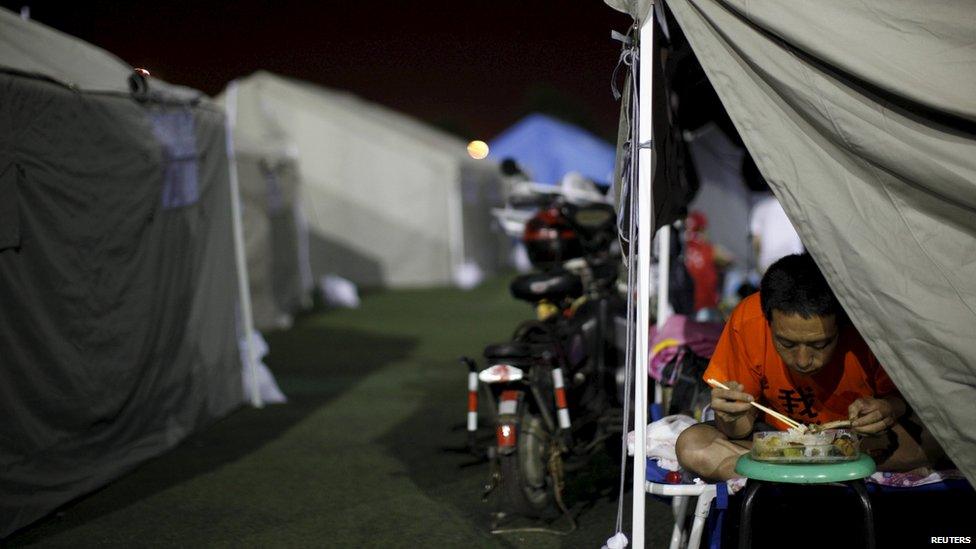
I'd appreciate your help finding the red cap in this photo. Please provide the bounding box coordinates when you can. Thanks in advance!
[687,210,707,232]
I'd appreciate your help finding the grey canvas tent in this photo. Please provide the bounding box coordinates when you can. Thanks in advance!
[0,9,244,536]
[608,0,976,540]
[219,72,508,290]
[607,1,976,545]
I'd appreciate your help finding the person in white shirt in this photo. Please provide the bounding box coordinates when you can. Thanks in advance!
[749,194,804,274]
[743,155,804,274]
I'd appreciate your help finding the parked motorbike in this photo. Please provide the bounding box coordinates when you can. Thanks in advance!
[463,190,626,526]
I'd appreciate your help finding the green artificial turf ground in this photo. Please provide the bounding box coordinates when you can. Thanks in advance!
[7,275,675,548]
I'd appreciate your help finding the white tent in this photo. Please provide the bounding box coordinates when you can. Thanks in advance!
[220,72,508,290]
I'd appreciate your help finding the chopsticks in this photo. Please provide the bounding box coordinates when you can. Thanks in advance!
[814,419,852,431]
[705,378,804,430]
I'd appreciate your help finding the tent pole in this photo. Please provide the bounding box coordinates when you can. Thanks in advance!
[656,227,670,325]
[224,80,263,408]
[652,216,671,489]
[447,166,465,284]
[632,8,655,549]
[654,224,670,417]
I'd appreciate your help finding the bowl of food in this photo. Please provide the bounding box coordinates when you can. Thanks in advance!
[750,428,859,463]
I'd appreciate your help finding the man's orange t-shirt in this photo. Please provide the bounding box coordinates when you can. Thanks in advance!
[703,293,896,430]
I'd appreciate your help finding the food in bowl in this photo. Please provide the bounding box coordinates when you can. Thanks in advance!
[751,428,859,463]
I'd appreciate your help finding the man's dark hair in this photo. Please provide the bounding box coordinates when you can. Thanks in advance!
[760,253,841,322]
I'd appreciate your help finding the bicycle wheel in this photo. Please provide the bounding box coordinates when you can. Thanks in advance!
[497,410,558,518]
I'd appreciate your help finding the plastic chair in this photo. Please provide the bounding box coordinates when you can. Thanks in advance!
[645,458,728,549]
[642,390,727,549]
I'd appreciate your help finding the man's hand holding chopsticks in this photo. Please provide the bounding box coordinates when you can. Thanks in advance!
[711,381,754,421]
[711,381,758,439]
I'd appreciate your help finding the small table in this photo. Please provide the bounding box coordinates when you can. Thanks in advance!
[735,453,877,548]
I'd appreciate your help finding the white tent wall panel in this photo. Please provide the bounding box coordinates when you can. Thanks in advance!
[226,72,506,289]
[234,153,306,331]
[286,94,457,286]
[298,161,457,288]
[458,162,509,280]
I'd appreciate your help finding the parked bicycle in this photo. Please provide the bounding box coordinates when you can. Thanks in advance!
[463,189,626,527]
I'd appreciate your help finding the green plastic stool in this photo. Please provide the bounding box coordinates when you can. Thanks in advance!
[735,454,877,548]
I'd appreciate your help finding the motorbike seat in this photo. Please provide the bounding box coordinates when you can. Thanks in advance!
[509,270,583,304]
[483,342,534,359]
[564,203,616,243]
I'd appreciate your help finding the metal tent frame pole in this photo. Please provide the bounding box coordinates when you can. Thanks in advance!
[657,227,671,328]
[631,6,656,548]
[655,224,671,408]
[224,80,264,409]
[446,167,465,285]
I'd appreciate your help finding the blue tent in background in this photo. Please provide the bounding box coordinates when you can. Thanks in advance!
[489,113,615,186]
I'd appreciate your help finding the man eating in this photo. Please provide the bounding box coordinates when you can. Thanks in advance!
[676,253,944,480]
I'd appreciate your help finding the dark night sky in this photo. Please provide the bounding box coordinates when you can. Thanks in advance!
[2,1,634,141]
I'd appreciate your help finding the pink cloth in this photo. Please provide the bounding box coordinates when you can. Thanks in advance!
[649,315,724,381]
[868,468,965,488]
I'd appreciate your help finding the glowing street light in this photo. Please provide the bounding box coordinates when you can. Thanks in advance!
[467,140,489,160]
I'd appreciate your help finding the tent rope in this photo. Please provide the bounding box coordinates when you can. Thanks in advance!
[608,24,641,548]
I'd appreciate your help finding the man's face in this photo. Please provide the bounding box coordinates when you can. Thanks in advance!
[769,310,839,375]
